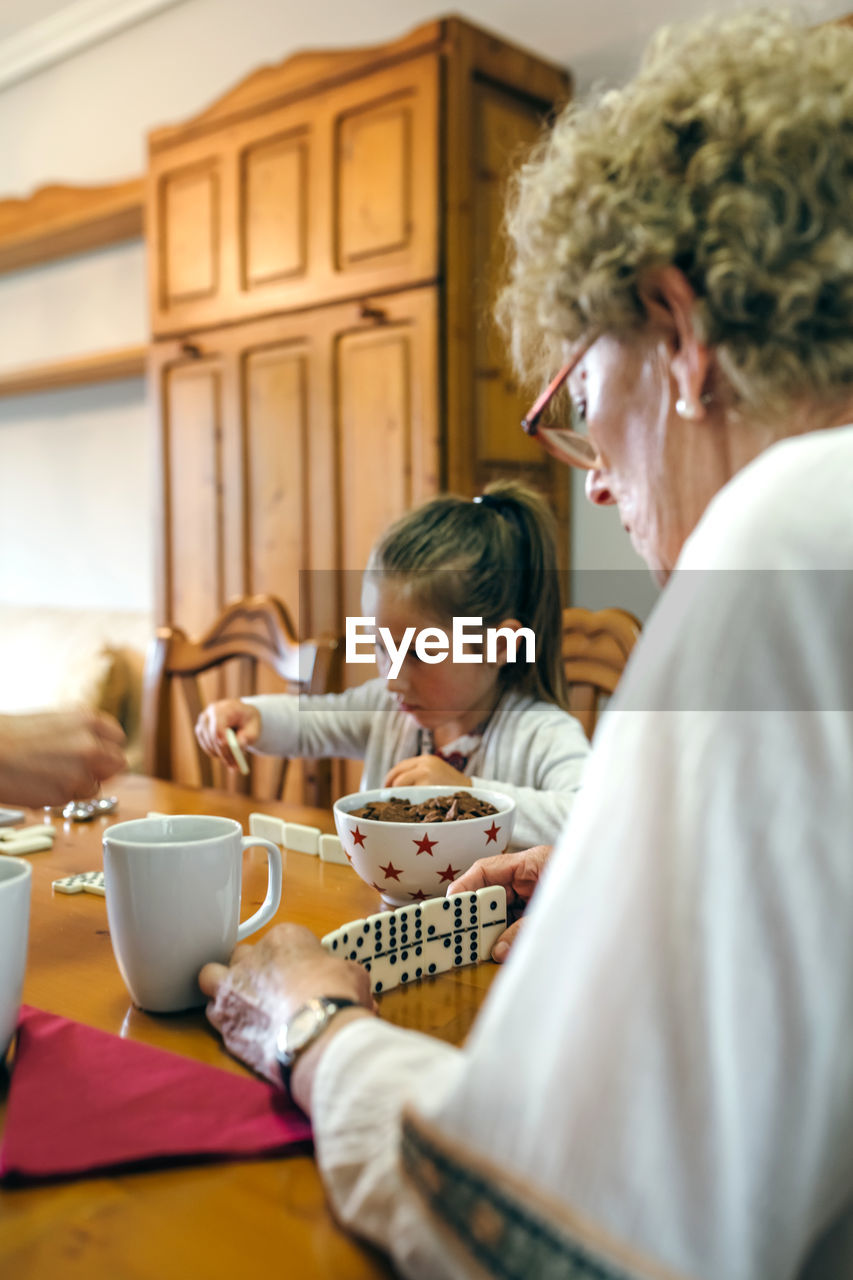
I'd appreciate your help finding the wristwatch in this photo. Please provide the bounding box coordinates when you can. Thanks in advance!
[276,996,360,1092]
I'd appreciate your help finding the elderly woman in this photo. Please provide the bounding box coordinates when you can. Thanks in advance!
[200,11,853,1279]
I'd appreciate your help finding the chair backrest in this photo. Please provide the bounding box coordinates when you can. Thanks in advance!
[562,606,642,740]
[141,594,340,807]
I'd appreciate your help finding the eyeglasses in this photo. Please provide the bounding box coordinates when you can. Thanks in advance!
[521,341,597,470]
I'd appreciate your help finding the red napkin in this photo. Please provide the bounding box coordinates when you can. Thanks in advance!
[0,1005,311,1183]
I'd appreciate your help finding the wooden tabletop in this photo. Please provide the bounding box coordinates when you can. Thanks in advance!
[0,774,498,1278]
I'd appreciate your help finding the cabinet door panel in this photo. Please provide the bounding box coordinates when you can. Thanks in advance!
[243,341,311,614]
[473,84,544,466]
[336,93,414,267]
[335,294,438,610]
[337,328,412,569]
[159,160,221,309]
[469,81,571,550]
[241,131,309,290]
[161,358,226,632]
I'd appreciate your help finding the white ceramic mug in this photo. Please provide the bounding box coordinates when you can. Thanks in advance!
[103,814,282,1013]
[0,856,31,1058]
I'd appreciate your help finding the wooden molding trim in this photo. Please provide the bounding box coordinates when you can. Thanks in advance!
[149,18,446,151]
[0,177,144,275]
[148,15,570,154]
[0,0,188,93]
[0,345,146,398]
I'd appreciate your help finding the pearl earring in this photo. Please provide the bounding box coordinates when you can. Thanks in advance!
[675,398,700,420]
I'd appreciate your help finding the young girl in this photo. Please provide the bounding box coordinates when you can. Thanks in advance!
[195,481,589,849]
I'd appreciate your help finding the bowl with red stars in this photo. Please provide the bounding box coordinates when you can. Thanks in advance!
[332,785,515,908]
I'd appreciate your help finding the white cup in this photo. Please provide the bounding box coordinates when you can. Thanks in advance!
[103,814,283,1013]
[0,856,31,1058]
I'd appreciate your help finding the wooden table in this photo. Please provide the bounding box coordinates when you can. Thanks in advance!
[0,774,498,1278]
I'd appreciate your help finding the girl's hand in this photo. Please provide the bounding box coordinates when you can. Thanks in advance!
[383,754,472,788]
[195,700,262,768]
[447,845,552,962]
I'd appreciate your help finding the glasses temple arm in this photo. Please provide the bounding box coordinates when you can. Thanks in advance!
[521,362,575,435]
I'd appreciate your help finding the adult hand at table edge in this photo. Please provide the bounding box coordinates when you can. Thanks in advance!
[195,699,262,769]
[0,707,127,808]
[200,924,376,1112]
[446,845,553,962]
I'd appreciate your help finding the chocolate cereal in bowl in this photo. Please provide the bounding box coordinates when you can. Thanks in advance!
[333,785,515,908]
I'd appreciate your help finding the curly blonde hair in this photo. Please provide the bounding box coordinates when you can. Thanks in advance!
[498,9,853,413]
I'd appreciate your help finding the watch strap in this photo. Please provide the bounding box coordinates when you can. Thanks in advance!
[277,996,359,1093]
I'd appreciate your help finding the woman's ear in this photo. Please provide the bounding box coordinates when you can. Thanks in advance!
[638,266,712,419]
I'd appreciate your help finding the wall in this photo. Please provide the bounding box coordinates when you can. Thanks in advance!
[0,0,846,621]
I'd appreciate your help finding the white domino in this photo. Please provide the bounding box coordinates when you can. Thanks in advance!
[476,886,508,959]
[322,919,368,961]
[249,812,285,844]
[0,823,55,841]
[1,833,54,855]
[319,834,348,864]
[53,871,106,897]
[225,727,250,776]
[320,888,507,995]
[284,822,320,855]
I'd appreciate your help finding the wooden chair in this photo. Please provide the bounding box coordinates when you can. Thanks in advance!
[141,594,340,808]
[562,606,642,740]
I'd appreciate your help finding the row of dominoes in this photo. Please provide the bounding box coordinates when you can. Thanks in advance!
[0,823,56,856]
[321,887,507,994]
[248,813,348,864]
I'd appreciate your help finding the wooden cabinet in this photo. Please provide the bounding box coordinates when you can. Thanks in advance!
[148,17,571,652]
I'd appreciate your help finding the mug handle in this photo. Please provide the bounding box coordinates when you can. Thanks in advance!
[236,837,283,941]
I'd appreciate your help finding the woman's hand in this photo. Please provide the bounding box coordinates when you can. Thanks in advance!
[0,708,127,808]
[447,845,552,961]
[200,925,375,1096]
[195,700,262,769]
[383,754,472,788]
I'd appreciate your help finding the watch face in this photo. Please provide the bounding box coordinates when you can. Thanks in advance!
[276,997,358,1078]
[283,1002,324,1057]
